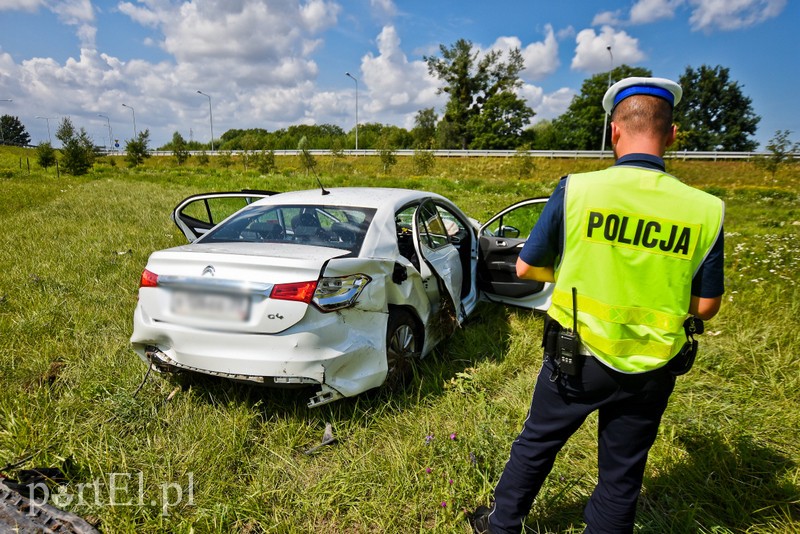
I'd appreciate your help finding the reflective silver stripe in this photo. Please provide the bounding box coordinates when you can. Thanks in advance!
[158,275,273,296]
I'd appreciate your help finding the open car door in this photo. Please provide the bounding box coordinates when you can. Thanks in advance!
[172,190,276,242]
[410,199,466,323]
[478,197,552,311]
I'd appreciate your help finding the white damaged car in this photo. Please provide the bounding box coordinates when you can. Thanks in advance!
[131,187,551,407]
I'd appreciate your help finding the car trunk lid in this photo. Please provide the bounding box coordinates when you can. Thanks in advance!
[137,243,350,334]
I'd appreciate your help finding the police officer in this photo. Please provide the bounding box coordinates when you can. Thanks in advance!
[472,77,725,534]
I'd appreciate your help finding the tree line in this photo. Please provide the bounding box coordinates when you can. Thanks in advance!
[162,52,763,154]
[2,39,792,177]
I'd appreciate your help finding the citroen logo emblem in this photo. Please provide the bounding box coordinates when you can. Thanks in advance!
[202,265,215,277]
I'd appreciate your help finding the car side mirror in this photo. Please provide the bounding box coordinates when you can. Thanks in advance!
[499,225,520,238]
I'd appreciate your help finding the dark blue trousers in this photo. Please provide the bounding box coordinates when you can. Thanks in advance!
[489,356,675,534]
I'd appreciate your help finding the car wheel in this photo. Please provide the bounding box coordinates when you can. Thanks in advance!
[385,309,420,389]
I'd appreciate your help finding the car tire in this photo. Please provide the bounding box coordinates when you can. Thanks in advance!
[385,309,420,389]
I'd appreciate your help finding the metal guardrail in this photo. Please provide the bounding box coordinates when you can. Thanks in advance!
[116,148,799,161]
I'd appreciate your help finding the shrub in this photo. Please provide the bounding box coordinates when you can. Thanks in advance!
[413,149,435,175]
[255,149,276,174]
[171,131,190,165]
[513,144,535,178]
[55,118,96,175]
[125,130,151,168]
[36,142,57,170]
[218,151,233,168]
[298,136,317,175]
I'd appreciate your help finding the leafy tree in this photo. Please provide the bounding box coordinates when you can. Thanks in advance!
[468,91,534,149]
[125,130,151,167]
[524,120,556,150]
[377,136,397,174]
[170,131,190,165]
[674,65,760,151]
[513,144,535,178]
[255,149,277,174]
[551,65,651,150]
[411,108,438,148]
[239,133,262,170]
[0,115,31,146]
[218,151,233,168]
[55,117,96,175]
[349,123,411,150]
[35,141,57,170]
[412,149,435,175]
[426,39,531,149]
[330,138,345,158]
[297,136,317,175]
[754,130,798,177]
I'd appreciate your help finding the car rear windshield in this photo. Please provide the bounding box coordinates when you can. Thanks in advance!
[199,204,376,255]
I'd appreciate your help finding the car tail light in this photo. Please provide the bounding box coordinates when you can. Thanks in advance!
[140,269,159,288]
[312,274,371,312]
[271,280,318,303]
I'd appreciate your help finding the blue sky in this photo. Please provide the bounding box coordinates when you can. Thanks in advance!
[0,0,796,149]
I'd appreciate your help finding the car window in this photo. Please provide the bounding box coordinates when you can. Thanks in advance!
[200,204,376,255]
[395,205,419,269]
[180,197,252,226]
[436,205,466,237]
[482,202,546,239]
[417,200,449,250]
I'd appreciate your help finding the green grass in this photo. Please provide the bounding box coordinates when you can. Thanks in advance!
[1,148,798,532]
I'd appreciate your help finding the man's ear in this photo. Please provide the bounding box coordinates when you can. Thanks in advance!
[665,124,677,148]
[610,122,621,145]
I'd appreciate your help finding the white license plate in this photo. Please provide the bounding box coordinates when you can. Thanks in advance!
[171,290,250,321]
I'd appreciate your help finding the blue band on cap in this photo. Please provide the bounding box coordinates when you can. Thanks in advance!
[613,85,674,108]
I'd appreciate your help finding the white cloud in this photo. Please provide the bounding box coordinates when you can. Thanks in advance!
[0,0,351,146]
[488,24,560,82]
[49,0,93,25]
[571,26,645,73]
[592,10,624,26]
[116,1,161,27]
[369,0,396,20]
[593,0,784,31]
[557,26,575,40]
[630,0,683,24]
[591,0,683,27]
[0,0,45,11]
[301,0,341,33]
[536,87,576,122]
[688,0,786,31]
[360,25,442,119]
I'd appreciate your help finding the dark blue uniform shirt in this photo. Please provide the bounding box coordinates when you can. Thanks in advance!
[518,153,725,298]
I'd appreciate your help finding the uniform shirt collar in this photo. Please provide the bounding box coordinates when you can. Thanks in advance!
[614,153,666,171]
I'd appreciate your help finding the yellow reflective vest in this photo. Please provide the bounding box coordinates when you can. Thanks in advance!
[548,165,724,373]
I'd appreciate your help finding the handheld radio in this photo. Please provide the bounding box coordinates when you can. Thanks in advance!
[557,287,583,376]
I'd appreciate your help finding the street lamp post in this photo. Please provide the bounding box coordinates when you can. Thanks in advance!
[0,99,12,145]
[600,46,613,155]
[98,114,113,150]
[36,116,54,143]
[122,103,137,137]
[345,72,359,151]
[197,91,214,152]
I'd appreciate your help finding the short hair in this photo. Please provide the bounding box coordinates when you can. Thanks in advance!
[610,95,674,138]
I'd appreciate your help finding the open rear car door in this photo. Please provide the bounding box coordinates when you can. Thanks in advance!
[478,197,552,311]
[172,190,276,242]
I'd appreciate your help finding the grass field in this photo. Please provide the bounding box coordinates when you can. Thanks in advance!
[1,147,798,533]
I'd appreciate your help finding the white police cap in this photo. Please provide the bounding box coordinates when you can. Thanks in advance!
[602,76,682,114]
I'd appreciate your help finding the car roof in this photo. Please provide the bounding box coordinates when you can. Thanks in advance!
[251,187,447,209]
